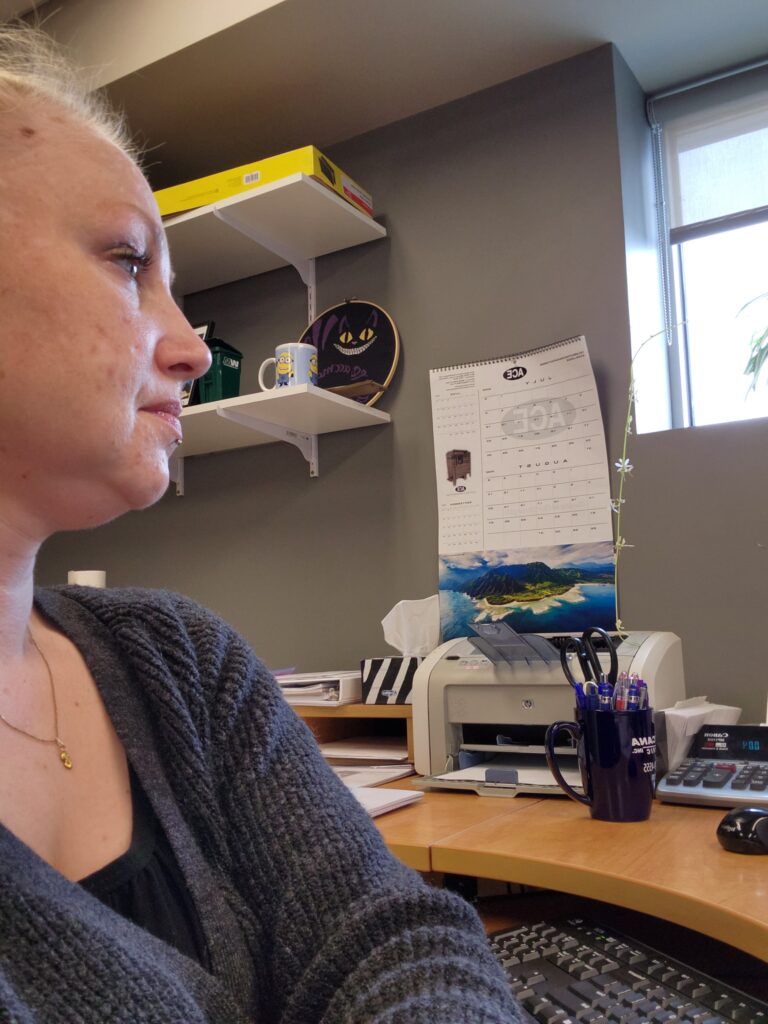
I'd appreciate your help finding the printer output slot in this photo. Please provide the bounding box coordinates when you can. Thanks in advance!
[459,743,576,756]
[461,723,548,746]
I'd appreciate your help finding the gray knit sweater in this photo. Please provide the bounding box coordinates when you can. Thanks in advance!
[0,587,521,1023]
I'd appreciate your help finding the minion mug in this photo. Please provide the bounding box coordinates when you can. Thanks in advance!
[258,342,318,390]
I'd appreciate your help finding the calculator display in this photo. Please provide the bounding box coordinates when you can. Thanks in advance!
[689,724,768,761]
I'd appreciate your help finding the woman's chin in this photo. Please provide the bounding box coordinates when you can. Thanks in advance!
[55,465,171,530]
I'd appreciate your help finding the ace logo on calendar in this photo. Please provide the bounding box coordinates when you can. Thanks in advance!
[429,336,616,639]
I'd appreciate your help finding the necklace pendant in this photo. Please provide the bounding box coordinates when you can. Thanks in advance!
[58,745,73,770]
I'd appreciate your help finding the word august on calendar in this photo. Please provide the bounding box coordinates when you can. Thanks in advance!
[429,335,616,639]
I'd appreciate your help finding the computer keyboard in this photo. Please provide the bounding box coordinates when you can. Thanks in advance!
[656,758,768,808]
[489,917,768,1023]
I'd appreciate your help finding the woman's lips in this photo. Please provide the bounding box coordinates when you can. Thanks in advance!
[141,401,182,440]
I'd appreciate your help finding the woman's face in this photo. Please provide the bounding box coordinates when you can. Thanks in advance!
[0,98,211,536]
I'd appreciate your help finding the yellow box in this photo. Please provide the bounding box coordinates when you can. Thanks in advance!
[154,145,373,218]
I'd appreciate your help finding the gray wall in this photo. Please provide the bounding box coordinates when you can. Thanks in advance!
[37,44,768,719]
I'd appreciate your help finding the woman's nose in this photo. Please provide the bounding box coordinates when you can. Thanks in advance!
[157,307,212,381]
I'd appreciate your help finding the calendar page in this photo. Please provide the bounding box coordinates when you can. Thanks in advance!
[429,336,616,638]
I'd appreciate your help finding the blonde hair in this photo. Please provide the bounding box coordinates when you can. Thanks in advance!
[0,21,137,160]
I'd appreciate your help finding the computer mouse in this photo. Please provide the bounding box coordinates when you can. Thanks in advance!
[716,806,768,854]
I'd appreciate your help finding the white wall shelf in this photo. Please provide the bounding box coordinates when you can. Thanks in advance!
[164,172,387,300]
[170,385,390,493]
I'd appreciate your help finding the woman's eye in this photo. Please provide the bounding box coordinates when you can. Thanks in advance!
[112,248,152,281]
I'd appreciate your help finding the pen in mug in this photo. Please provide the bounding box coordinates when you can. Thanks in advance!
[625,678,640,710]
[597,677,613,710]
[636,678,648,709]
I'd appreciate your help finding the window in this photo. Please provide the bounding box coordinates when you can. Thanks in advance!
[648,66,768,428]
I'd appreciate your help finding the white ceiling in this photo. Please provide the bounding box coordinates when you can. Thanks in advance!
[7,0,768,187]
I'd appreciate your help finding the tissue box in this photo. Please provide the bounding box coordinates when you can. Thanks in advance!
[361,657,422,705]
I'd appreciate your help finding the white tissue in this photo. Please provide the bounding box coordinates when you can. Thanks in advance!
[381,595,440,656]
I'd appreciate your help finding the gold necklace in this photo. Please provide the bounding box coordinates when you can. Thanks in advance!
[0,630,73,770]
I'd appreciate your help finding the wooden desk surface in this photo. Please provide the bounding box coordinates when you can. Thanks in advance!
[375,787,540,870]
[375,786,768,962]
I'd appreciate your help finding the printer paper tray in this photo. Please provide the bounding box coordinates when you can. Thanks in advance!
[414,754,583,799]
[414,775,578,798]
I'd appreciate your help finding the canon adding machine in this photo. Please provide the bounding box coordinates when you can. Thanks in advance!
[412,630,685,797]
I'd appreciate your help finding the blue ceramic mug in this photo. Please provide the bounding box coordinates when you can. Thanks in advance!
[545,708,656,822]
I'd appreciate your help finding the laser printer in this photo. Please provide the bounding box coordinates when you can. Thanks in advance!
[412,631,685,797]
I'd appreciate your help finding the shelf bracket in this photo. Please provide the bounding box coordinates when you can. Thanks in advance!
[169,450,185,496]
[216,406,319,477]
[213,205,317,320]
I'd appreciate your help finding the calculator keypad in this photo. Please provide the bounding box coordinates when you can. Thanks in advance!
[658,759,768,807]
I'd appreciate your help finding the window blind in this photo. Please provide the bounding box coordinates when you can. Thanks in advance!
[649,63,768,243]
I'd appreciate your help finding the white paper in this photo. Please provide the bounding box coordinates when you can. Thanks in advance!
[278,671,361,684]
[333,764,416,787]
[435,764,582,789]
[319,737,409,763]
[351,786,424,817]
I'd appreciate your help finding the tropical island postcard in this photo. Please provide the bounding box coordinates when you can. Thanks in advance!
[439,540,615,639]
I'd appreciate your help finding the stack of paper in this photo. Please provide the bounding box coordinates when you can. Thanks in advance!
[278,670,361,706]
[319,736,409,765]
[350,786,424,818]
[332,764,415,788]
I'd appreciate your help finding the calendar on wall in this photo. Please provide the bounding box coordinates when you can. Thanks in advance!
[429,335,616,638]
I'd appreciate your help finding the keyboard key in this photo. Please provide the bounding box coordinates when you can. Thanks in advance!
[621,992,645,1007]
[702,770,731,788]
[666,996,692,1013]
[692,984,713,1000]
[749,780,768,791]
[677,976,699,994]
[711,995,737,1013]
[732,1005,758,1022]
[603,983,630,996]
[555,989,593,1016]
[569,981,602,1005]
[683,775,707,786]
[635,1000,663,1016]
[535,1003,568,1023]
[521,972,547,987]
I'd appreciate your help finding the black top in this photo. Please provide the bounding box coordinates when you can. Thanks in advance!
[79,769,211,970]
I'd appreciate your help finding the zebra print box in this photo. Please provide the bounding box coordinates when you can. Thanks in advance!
[361,657,422,705]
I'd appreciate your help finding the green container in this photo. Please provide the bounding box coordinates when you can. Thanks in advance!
[196,339,243,403]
